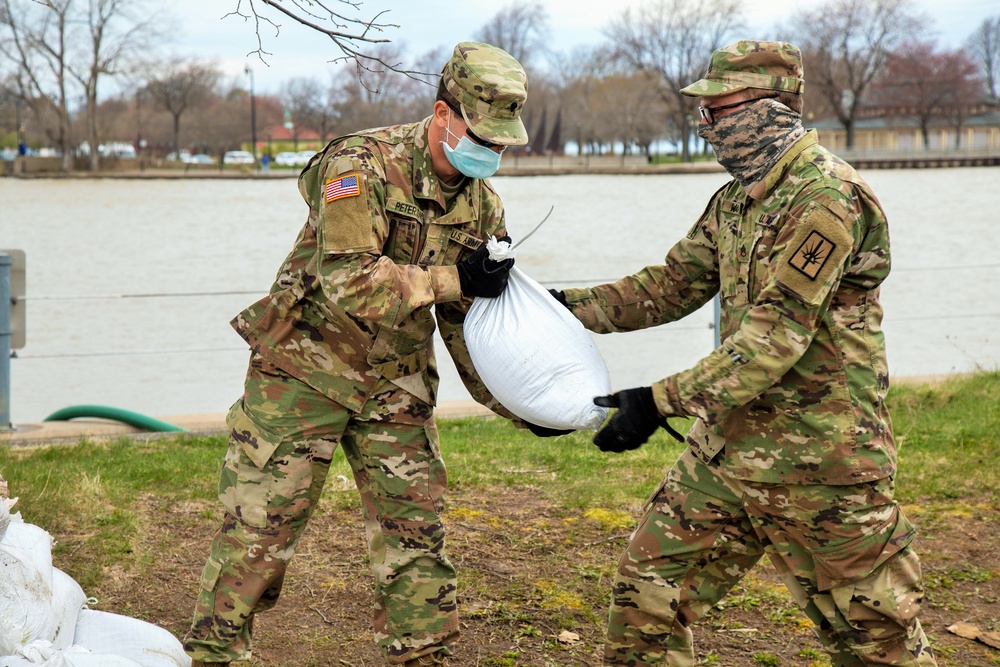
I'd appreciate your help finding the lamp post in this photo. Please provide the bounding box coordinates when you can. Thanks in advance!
[264,127,272,173]
[134,89,143,156]
[15,98,25,155]
[244,64,257,168]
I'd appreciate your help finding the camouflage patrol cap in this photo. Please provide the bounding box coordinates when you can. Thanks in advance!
[680,40,804,98]
[441,42,528,146]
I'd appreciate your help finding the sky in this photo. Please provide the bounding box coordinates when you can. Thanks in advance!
[166,0,999,95]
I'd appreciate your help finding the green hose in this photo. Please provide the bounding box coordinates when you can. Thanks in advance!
[43,405,187,432]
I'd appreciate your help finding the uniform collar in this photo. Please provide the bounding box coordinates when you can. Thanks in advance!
[413,116,448,209]
[748,130,819,200]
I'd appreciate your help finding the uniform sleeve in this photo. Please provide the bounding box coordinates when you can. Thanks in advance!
[652,192,859,424]
[561,192,723,333]
[305,139,462,331]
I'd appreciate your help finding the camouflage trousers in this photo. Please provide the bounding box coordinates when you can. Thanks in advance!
[183,355,458,664]
[605,449,936,667]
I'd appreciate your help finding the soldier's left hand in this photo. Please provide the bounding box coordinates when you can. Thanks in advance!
[547,289,570,310]
[457,235,514,298]
[593,387,683,452]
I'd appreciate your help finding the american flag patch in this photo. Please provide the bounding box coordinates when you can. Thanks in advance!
[325,175,360,202]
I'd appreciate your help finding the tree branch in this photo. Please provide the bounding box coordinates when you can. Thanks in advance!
[226,0,433,88]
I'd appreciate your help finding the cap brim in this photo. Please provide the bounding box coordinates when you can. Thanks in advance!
[462,107,528,147]
[679,79,747,97]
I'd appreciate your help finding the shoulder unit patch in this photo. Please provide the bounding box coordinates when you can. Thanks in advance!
[789,230,836,280]
[774,205,853,305]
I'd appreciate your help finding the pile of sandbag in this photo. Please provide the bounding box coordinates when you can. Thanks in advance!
[0,497,189,667]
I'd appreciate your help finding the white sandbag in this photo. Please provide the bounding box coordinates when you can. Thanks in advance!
[62,650,143,667]
[48,571,86,651]
[2,639,66,666]
[464,238,611,431]
[72,610,188,667]
[0,498,18,537]
[0,505,56,655]
[0,643,141,667]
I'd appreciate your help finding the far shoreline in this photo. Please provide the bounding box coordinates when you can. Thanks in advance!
[5,158,1000,180]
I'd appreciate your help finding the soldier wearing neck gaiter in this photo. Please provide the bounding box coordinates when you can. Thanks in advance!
[553,40,937,666]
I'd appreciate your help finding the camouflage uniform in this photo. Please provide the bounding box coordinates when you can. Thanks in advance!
[563,41,935,666]
[184,42,529,665]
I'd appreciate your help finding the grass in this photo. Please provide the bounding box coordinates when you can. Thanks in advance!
[0,371,997,666]
[884,371,1000,504]
[2,371,997,590]
[648,152,720,165]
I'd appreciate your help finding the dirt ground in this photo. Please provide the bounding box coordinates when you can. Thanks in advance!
[75,484,1000,667]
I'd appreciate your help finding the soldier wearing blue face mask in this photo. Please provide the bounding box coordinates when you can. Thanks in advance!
[184,42,533,667]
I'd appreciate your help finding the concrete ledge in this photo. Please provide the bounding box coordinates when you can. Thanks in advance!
[0,401,495,448]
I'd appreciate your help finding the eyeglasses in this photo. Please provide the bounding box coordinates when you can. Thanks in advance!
[465,128,505,153]
[698,94,779,124]
[444,102,507,153]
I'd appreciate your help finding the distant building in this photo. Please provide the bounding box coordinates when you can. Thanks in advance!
[808,105,1000,153]
[262,124,324,149]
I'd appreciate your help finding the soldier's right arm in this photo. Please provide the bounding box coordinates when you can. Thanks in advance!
[300,137,463,328]
[560,188,726,333]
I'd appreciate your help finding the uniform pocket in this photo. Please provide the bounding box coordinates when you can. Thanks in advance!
[809,505,916,592]
[227,400,283,469]
[384,216,419,264]
[198,557,223,593]
[219,401,286,528]
[641,474,670,515]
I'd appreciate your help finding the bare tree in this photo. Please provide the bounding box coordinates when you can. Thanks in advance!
[0,0,160,170]
[330,42,441,133]
[281,75,341,146]
[552,46,618,155]
[144,60,220,157]
[869,41,981,149]
[605,0,744,162]
[394,46,445,120]
[186,80,251,155]
[608,72,672,155]
[789,0,925,148]
[68,0,160,171]
[967,15,1000,101]
[0,0,76,170]
[0,80,20,146]
[473,1,550,72]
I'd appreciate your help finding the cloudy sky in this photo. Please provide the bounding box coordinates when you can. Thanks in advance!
[166,0,998,94]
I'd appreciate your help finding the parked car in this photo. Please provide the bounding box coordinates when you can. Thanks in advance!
[188,154,215,165]
[273,151,301,167]
[223,150,255,165]
[166,150,192,162]
[297,149,317,164]
[99,142,137,159]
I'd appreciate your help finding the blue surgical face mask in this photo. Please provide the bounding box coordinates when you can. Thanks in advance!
[440,110,504,179]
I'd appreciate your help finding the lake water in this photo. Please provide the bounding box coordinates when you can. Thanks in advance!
[3,168,998,424]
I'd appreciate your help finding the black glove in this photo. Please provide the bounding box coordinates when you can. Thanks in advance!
[593,386,684,453]
[457,236,514,298]
[525,421,573,437]
[548,288,570,310]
